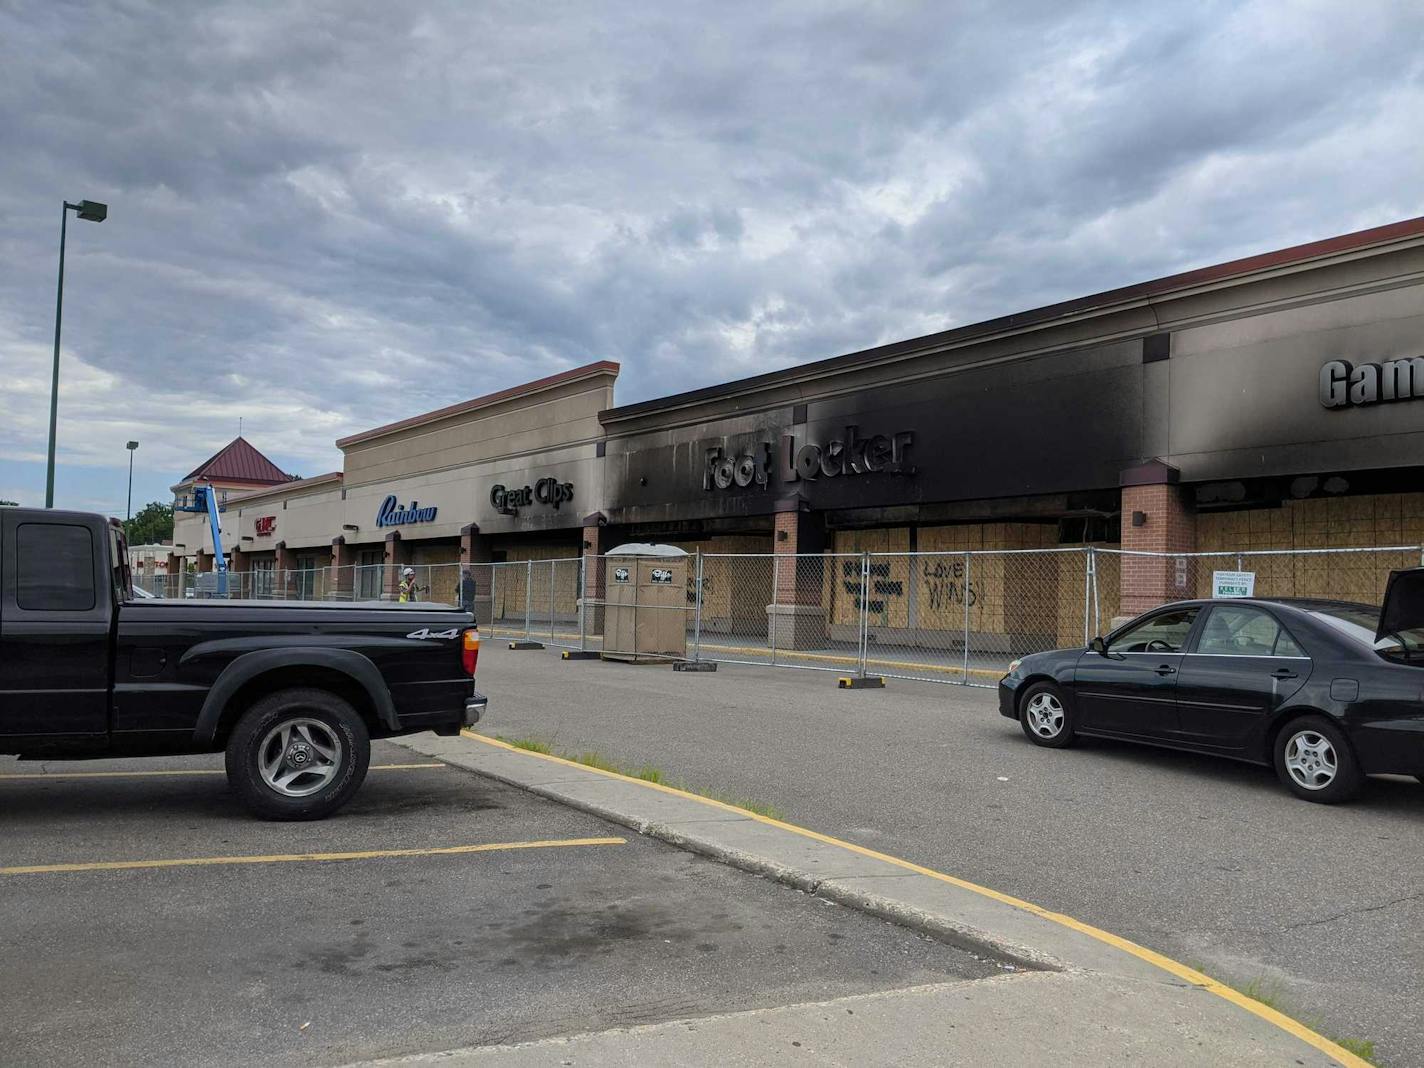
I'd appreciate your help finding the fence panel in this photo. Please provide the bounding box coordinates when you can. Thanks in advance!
[481,559,579,637]
[853,548,1092,686]
[488,561,529,636]
[542,557,583,648]
[692,552,775,666]
[509,557,583,646]
[676,552,864,674]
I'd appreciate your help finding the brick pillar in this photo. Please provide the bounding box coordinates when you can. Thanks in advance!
[195,549,212,573]
[768,500,826,649]
[271,541,294,599]
[229,545,247,597]
[459,523,493,623]
[165,552,183,596]
[581,513,607,634]
[330,535,354,600]
[1117,460,1197,624]
[383,531,406,600]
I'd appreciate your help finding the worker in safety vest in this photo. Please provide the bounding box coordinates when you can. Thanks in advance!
[399,567,417,603]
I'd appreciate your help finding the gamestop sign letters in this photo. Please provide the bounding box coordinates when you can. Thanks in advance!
[1320,357,1424,408]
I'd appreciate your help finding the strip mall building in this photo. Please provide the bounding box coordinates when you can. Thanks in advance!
[172,217,1424,639]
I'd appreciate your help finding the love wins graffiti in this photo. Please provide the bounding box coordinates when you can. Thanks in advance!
[922,558,978,610]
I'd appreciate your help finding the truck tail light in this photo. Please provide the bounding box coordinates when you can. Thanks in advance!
[462,628,480,676]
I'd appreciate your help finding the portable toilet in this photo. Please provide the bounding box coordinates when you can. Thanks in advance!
[601,544,689,662]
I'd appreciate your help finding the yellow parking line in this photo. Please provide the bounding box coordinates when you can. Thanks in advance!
[461,730,1370,1068]
[0,763,445,781]
[1,836,626,876]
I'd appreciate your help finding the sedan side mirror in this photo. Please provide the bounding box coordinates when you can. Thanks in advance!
[1089,636,1107,655]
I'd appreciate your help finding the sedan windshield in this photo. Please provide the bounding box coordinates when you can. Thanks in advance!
[1310,607,1424,660]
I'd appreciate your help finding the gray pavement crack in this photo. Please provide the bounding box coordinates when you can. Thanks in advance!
[1284,890,1424,930]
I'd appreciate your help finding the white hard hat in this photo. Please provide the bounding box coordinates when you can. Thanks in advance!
[403,567,414,576]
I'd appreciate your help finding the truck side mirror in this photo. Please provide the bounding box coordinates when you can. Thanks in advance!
[1089,636,1107,655]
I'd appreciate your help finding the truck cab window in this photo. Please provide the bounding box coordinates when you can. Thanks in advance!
[17,523,96,611]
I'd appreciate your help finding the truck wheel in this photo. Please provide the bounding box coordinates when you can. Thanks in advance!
[225,688,370,820]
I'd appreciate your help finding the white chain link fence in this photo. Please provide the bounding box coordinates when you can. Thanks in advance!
[135,544,1423,686]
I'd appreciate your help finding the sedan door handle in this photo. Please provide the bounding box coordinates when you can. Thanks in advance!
[1270,668,1299,680]
[1154,664,1177,676]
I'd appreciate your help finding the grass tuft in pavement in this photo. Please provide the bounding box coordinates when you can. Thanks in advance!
[498,736,554,755]
[495,736,782,820]
[1214,972,1380,1065]
[1334,1037,1378,1063]
[1236,977,1283,1012]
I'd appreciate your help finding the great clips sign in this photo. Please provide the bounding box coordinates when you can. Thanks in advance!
[703,426,915,492]
[376,494,438,528]
[1320,357,1424,408]
[490,478,575,515]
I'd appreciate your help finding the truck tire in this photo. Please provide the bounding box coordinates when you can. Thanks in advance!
[225,688,370,820]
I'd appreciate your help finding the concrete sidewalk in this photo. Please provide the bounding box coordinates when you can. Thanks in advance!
[390,730,1364,1067]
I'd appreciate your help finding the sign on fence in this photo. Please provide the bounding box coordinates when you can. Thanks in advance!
[1174,556,1189,590]
[1211,570,1256,598]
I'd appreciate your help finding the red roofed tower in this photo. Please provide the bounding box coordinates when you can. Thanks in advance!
[171,436,295,510]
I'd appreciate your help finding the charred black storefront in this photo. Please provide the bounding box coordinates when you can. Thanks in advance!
[589,217,1424,641]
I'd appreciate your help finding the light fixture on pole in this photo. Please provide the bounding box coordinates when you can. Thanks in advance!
[46,199,109,509]
[125,440,139,522]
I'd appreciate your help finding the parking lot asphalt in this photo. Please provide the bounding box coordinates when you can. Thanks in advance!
[0,742,998,1067]
[470,645,1424,1066]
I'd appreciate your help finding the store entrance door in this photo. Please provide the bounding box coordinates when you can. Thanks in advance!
[357,550,384,600]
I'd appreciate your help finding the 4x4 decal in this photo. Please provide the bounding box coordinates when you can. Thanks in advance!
[406,627,461,640]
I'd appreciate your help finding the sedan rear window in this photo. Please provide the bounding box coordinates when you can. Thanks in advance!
[1311,608,1422,660]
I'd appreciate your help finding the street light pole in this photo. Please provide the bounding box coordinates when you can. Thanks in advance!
[46,199,108,509]
[126,440,139,522]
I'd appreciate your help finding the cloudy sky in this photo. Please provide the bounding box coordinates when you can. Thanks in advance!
[2,0,1421,514]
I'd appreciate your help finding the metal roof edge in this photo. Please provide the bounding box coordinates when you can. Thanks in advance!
[599,216,1424,427]
[337,360,621,450]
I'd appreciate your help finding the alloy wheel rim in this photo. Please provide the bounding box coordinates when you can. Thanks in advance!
[1284,730,1337,791]
[1026,693,1065,738]
[258,718,343,797]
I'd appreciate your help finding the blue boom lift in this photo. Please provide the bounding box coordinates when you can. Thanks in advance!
[175,483,228,596]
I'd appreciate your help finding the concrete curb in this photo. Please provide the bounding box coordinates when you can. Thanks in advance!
[394,730,1362,1067]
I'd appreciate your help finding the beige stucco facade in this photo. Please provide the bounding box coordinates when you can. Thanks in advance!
[172,363,617,566]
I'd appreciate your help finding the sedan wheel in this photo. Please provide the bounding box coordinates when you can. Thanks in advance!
[1272,716,1361,804]
[1282,730,1336,792]
[1019,682,1076,749]
[1025,692,1065,740]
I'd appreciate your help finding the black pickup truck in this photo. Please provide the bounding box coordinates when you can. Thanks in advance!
[0,508,487,819]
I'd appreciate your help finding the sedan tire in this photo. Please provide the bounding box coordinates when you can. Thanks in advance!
[225,688,371,820]
[1273,715,1361,804]
[1019,681,1076,749]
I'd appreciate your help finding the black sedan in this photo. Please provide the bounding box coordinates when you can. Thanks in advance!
[998,567,1424,803]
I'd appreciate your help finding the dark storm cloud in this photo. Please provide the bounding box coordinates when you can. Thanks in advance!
[1,0,1421,508]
